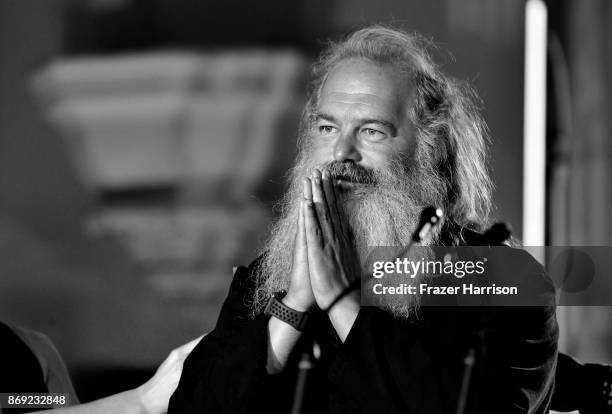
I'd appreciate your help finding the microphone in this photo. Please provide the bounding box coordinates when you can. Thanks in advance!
[323,206,444,313]
[412,206,444,243]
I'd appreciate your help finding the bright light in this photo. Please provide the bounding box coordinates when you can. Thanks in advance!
[523,0,548,253]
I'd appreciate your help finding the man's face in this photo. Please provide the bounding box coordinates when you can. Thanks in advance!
[259,58,446,317]
[310,58,416,188]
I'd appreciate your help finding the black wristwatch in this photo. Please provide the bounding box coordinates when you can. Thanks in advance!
[264,295,311,331]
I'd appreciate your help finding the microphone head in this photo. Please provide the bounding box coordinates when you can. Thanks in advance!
[412,206,444,242]
[419,206,443,226]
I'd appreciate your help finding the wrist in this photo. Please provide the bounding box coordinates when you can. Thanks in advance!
[135,385,151,414]
[115,386,147,414]
[265,295,312,331]
[327,292,360,342]
[328,291,360,315]
[282,292,312,312]
[266,309,303,374]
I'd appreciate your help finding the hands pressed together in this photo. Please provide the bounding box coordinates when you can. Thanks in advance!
[283,169,361,341]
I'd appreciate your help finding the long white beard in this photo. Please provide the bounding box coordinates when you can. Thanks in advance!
[253,150,448,320]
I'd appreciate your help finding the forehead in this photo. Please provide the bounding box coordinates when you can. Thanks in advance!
[317,58,411,119]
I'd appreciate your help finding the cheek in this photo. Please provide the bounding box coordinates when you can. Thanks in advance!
[358,138,399,165]
[309,138,336,162]
[361,139,415,170]
[360,148,395,170]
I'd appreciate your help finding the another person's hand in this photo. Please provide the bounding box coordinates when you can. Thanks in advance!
[33,336,204,414]
[136,335,203,414]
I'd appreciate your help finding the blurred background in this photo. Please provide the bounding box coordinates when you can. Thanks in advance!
[0,0,610,403]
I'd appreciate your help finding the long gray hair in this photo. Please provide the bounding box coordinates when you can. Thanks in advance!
[304,25,493,229]
[253,26,494,314]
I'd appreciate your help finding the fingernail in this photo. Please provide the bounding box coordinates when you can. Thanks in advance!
[314,178,321,185]
[322,170,329,179]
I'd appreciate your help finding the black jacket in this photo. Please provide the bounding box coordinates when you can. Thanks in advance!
[169,243,558,414]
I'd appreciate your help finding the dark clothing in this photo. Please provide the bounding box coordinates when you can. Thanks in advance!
[169,245,558,413]
[552,353,612,413]
[1,322,48,413]
[0,322,79,412]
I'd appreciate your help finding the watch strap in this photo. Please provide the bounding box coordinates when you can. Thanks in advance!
[264,295,310,331]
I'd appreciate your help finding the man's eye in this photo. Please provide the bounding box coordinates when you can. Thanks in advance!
[361,128,386,140]
[318,125,336,135]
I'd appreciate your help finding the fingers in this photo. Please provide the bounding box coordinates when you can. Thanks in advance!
[303,176,322,244]
[321,169,343,238]
[181,334,205,355]
[303,176,313,201]
[310,169,337,243]
[303,185,322,249]
[170,334,205,362]
[294,198,307,259]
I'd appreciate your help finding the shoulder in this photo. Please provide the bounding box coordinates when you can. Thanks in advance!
[449,224,556,308]
[229,255,265,294]
[216,255,266,329]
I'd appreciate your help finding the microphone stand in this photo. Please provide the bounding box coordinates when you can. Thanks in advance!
[290,322,321,414]
[289,206,444,414]
[455,222,511,414]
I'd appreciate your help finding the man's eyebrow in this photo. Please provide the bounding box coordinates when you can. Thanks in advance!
[314,113,338,123]
[315,113,398,136]
[359,118,398,136]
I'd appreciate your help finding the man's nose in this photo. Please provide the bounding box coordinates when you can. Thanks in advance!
[333,133,362,163]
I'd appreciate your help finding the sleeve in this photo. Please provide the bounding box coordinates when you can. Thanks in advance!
[470,305,558,414]
[467,247,559,414]
[12,327,80,407]
[326,248,559,414]
[168,259,292,414]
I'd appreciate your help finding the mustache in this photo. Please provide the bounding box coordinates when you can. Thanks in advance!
[322,161,378,185]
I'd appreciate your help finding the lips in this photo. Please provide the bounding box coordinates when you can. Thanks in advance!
[332,174,362,184]
[331,176,376,194]
[330,173,375,185]
[323,161,378,186]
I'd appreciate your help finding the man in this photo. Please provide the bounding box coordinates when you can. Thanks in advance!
[168,26,558,413]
